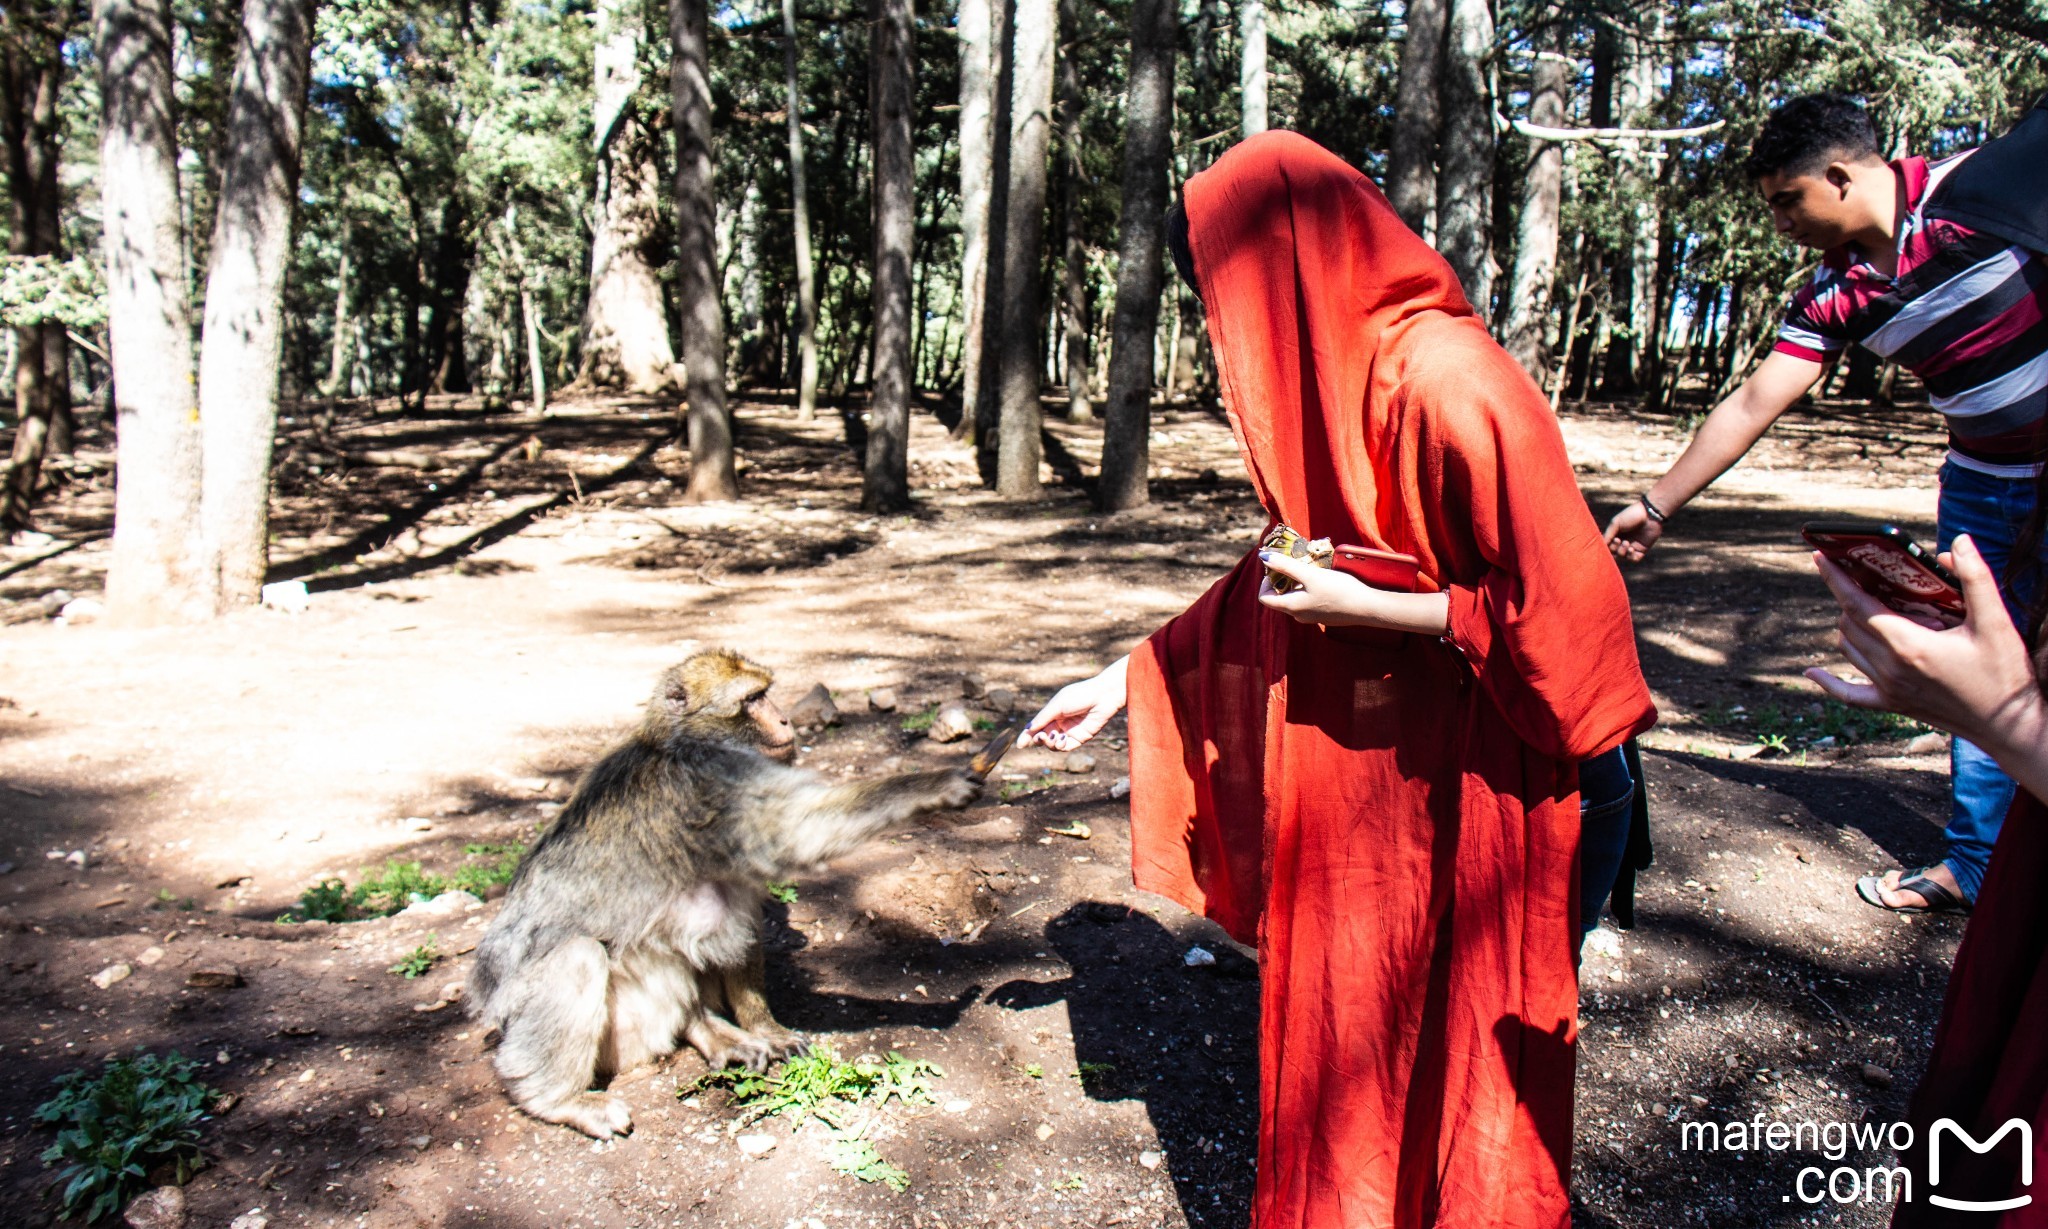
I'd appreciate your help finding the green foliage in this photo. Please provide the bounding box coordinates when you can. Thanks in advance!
[1023,1063,1044,1080]
[288,877,356,923]
[899,707,938,733]
[389,934,441,979]
[450,842,526,895]
[34,1052,217,1224]
[352,860,449,916]
[689,1048,942,1131]
[823,1134,910,1191]
[1700,696,1929,746]
[764,880,799,904]
[0,256,106,329]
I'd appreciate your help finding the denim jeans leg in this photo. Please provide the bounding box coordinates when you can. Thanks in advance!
[1578,746,1635,933]
[1935,462,2032,902]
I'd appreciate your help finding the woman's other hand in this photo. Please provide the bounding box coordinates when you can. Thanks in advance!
[1257,551,1450,636]
[1021,656,1129,752]
[1805,535,2046,755]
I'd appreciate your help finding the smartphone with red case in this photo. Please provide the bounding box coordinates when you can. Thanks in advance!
[1801,521,1965,627]
[1331,545,1435,593]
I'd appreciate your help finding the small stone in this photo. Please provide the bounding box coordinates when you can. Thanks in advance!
[1650,1103,1668,1117]
[59,597,105,625]
[14,530,54,548]
[137,946,165,966]
[0,861,12,875]
[957,673,989,700]
[1582,928,1622,958]
[1062,752,1097,774]
[985,687,1017,713]
[1138,1149,1162,1170]
[928,701,976,744]
[944,1099,972,1113]
[122,1185,186,1229]
[1035,1122,1055,1141]
[788,683,840,732]
[397,889,484,920]
[1812,735,1838,749]
[227,1212,269,1229]
[1110,776,1131,800]
[91,963,132,989]
[403,817,435,833]
[260,581,310,613]
[65,849,90,869]
[1904,731,1949,756]
[866,687,899,713]
[407,1135,432,1152]
[1860,1063,1894,1088]
[737,1133,777,1157]
[186,965,244,989]
[1184,946,1217,968]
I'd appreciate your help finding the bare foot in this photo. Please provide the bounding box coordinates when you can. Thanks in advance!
[1869,863,1962,910]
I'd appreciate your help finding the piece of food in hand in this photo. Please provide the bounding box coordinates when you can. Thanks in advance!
[1261,524,1334,593]
[967,719,1025,780]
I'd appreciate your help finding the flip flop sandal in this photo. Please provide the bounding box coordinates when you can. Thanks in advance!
[1855,866,1972,915]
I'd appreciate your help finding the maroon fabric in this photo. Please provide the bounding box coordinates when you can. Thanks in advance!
[1124,131,1656,1229]
[1894,793,2048,1227]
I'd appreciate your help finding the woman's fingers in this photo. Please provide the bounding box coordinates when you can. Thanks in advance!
[1811,551,1892,623]
[1948,535,2005,626]
[1805,666,1884,709]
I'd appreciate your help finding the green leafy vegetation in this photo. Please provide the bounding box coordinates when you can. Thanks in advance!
[1700,697,1929,747]
[450,842,526,895]
[764,880,799,905]
[689,1049,941,1191]
[823,1135,910,1191]
[999,771,1057,802]
[898,707,938,733]
[34,1052,217,1223]
[280,841,528,923]
[389,935,441,979]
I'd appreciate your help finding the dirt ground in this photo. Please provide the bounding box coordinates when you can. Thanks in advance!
[0,385,1971,1228]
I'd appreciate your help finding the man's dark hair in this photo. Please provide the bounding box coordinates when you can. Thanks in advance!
[1743,94,1883,180]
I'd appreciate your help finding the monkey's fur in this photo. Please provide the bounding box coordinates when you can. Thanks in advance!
[469,650,980,1138]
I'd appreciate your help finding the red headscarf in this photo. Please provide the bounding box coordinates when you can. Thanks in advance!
[1124,131,1655,1228]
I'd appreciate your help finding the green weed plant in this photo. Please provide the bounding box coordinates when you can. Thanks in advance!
[34,1052,217,1223]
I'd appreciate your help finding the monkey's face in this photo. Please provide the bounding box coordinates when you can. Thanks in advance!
[748,693,797,762]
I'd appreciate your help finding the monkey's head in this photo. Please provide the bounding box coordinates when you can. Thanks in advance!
[648,650,797,761]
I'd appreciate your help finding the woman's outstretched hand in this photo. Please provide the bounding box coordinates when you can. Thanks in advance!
[1257,551,1451,636]
[1805,535,2046,757]
[1021,656,1129,752]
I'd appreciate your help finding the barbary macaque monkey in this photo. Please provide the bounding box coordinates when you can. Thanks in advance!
[469,649,984,1138]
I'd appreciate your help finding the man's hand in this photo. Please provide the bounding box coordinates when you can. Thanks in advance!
[1805,535,2046,754]
[1603,500,1664,562]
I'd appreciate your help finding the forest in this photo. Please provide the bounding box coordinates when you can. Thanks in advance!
[1,0,2044,619]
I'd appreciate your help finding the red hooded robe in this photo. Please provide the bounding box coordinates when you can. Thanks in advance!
[1125,132,1657,1229]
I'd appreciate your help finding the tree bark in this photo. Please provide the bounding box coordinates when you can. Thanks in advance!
[1057,0,1090,422]
[195,0,313,608]
[1434,0,1493,313]
[0,1,68,527]
[864,0,914,512]
[1385,0,1445,234]
[781,0,819,418]
[669,0,737,500]
[421,198,472,393]
[98,0,206,620]
[1504,36,1568,379]
[955,0,994,434]
[581,0,680,396]
[993,0,1055,498]
[1097,0,1174,512]
[320,238,351,396]
[508,203,547,415]
[971,0,1012,462]
[1239,0,1266,137]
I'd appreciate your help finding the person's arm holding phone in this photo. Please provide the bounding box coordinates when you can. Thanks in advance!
[1604,351,1825,560]
[1808,535,2048,800]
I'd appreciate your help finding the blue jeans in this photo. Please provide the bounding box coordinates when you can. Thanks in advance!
[1579,744,1636,933]
[1934,461,2039,902]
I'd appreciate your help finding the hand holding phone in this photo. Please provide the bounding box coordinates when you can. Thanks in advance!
[1800,522,1965,628]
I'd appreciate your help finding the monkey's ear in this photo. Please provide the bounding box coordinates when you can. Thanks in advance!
[653,665,693,712]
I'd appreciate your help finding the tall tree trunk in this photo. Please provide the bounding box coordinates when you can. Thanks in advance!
[0,3,63,530]
[1239,0,1266,137]
[33,74,69,461]
[781,0,819,418]
[320,238,351,396]
[955,0,994,435]
[1503,30,1567,379]
[971,0,1013,463]
[864,0,914,512]
[1385,0,1445,234]
[197,0,314,608]
[993,0,1055,498]
[669,0,738,500]
[1097,0,1174,512]
[422,199,472,393]
[582,0,680,395]
[98,0,207,621]
[509,204,547,414]
[1057,0,1090,422]
[1434,0,1493,313]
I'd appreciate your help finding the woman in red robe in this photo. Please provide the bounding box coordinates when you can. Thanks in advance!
[1023,131,1656,1228]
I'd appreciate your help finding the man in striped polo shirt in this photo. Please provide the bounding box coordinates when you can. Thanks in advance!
[1604,93,2046,915]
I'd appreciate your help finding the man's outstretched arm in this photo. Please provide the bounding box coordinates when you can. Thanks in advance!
[1603,349,1825,560]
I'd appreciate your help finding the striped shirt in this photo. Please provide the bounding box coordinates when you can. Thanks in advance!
[1774,153,2048,477]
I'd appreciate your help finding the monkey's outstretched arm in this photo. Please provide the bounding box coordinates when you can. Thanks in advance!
[756,768,980,867]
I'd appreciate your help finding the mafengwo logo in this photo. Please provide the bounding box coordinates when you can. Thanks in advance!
[1928,1118,2033,1212]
